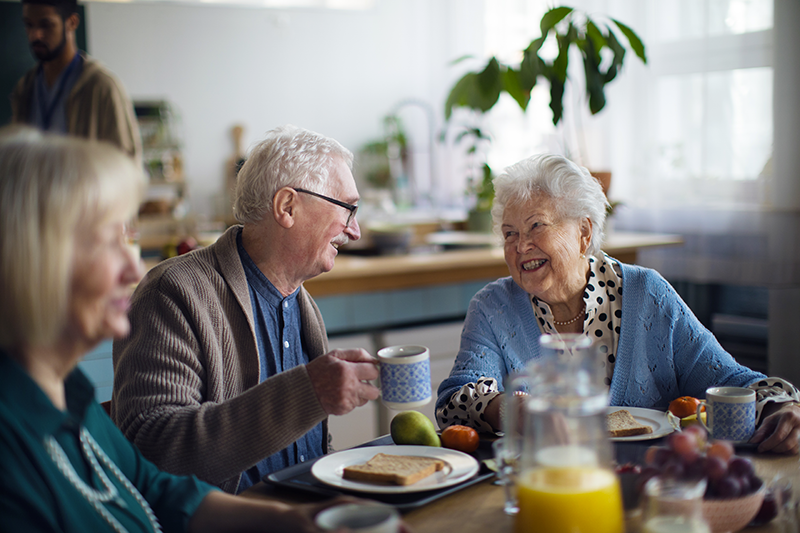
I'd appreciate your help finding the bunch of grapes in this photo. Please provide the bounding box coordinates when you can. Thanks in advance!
[637,424,763,499]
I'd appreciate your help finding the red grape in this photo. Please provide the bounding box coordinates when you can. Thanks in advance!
[705,456,728,481]
[750,489,779,526]
[707,441,734,463]
[662,457,685,479]
[669,432,700,462]
[728,457,755,478]
[645,446,673,468]
[739,475,752,495]
[684,456,707,481]
[716,475,742,498]
[683,423,707,443]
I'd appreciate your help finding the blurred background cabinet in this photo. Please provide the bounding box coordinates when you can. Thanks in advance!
[134,100,190,255]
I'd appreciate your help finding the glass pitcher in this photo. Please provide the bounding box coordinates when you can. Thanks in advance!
[507,334,624,533]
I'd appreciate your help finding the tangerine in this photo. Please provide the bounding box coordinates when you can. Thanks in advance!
[440,425,480,453]
[668,396,704,419]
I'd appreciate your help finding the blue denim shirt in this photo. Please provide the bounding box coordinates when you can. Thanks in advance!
[235,234,324,492]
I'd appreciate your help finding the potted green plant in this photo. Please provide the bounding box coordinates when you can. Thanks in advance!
[445,6,647,125]
[466,161,495,233]
[444,5,647,222]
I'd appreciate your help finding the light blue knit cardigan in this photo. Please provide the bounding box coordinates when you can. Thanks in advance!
[436,262,765,412]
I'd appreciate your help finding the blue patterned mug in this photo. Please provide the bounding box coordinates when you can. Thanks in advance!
[377,345,431,410]
[698,387,756,442]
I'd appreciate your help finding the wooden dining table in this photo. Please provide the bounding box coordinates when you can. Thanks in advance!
[241,437,800,533]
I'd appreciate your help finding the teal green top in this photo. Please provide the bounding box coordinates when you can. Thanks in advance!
[0,351,219,532]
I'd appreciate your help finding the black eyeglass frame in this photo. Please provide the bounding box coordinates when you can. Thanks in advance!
[292,188,358,227]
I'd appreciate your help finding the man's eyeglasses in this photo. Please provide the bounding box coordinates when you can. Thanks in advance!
[293,188,358,228]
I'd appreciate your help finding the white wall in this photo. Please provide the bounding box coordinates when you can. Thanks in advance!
[83,0,484,217]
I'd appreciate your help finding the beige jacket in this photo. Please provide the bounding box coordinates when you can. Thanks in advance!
[11,53,142,161]
[111,226,329,493]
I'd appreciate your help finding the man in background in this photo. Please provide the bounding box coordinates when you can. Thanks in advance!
[112,125,380,494]
[11,0,141,161]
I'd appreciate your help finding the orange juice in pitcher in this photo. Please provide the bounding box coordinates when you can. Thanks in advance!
[515,466,623,533]
[509,335,621,533]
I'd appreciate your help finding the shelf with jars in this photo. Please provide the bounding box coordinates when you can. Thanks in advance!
[134,100,191,255]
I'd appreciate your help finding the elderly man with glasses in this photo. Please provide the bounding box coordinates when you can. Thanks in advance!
[111,125,379,494]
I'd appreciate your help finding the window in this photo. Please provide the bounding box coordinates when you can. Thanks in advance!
[482,0,774,209]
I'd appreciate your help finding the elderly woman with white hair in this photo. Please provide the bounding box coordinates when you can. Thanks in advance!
[436,154,800,454]
[0,128,373,532]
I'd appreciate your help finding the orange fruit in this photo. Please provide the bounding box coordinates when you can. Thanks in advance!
[668,396,704,419]
[440,425,480,453]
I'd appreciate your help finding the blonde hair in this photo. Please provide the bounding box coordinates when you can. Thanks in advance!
[233,124,353,224]
[0,127,146,350]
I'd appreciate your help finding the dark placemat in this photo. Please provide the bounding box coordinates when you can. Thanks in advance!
[263,435,495,512]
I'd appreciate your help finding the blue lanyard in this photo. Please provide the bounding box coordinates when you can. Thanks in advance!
[37,53,82,131]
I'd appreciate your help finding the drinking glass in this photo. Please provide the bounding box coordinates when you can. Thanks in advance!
[642,477,710,533]
[492,438,519,515]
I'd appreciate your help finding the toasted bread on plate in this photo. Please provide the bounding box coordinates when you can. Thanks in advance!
[342,453,446,486]
[607,409,653,437]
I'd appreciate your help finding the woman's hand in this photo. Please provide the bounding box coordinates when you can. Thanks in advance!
[750,402,800,454]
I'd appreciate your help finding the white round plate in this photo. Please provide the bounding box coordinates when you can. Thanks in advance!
[311,445,480,494]
[608,407,676,442]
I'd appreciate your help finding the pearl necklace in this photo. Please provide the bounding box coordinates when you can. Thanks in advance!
[552,304,586,326]
[45,427,162,533]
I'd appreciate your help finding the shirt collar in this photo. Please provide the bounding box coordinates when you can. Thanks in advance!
[236,228,299,307]
[0,350,95,438]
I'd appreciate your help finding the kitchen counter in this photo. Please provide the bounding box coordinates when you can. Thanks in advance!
[303,231,683,297]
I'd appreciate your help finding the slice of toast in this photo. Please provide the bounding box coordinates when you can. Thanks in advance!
[342,453,447,486]
[607,409,653,438]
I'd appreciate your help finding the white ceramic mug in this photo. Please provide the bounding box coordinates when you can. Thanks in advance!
[698,387,756,442]
[377,345,431,410]
[315,503,400,533]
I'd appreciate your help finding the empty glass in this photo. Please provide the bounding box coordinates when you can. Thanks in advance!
[492,438,520,515]
[642,477,710,533]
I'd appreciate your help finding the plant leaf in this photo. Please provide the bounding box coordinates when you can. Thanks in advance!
[540,6,573,36]
[449,54,476,66]
[582,41,606,115]
[444,72,478,120]
[520,38,545,89]
[553,23,572,83]
[503,68,531,111]
[476,57,503,110]
[611,18,647,64]
[585,20,607,63]
[549,77,565,125]
[602,25,626,84]
[444,58,503,119]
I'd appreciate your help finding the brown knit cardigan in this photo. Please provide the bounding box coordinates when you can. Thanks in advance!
[111,226,329,493]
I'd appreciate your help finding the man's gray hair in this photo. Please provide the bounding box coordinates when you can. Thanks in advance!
[491,154,609,255]
[233,124,353,224]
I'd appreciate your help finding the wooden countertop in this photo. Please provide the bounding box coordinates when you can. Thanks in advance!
[303,231,683,297]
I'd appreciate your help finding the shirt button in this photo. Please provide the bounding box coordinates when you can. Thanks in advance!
[284,341,289,348]
[299,455,305,462]
[284,301,288,308]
